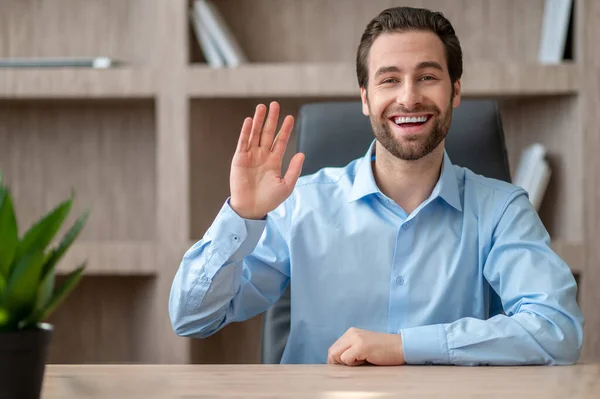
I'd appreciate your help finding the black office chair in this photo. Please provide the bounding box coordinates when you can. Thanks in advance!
[260,99,511,364]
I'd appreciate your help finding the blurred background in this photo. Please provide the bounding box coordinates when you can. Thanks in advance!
[0,0,597,364]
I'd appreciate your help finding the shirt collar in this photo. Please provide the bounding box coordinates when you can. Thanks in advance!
[349,140,462,212]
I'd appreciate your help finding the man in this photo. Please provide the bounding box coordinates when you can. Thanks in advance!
[169,7,583,366]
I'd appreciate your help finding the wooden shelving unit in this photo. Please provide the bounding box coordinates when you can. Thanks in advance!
[1,0,598,365]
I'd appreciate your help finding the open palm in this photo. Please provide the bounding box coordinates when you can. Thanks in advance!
[230,102,305,220]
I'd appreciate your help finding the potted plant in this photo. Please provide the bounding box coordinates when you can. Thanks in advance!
[0,172,89,399]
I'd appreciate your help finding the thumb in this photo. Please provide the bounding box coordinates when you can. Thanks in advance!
[283,153,305,190]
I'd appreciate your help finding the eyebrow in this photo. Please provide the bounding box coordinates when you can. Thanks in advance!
[374,61,444,78]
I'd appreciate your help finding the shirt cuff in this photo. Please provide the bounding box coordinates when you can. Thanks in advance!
[205,198,267,265]
[400,324,450,365]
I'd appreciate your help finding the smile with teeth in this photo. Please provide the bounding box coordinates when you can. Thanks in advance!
[392,115,431,126]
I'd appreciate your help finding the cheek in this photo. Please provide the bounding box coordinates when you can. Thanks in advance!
[369,89,395,116]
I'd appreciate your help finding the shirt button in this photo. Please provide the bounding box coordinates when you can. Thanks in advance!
[402,222,411,230]
[396,276,405,285]
[201,276,210,283]
[231,234,239,241]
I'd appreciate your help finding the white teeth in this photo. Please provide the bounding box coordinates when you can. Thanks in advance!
[394,115,428,125]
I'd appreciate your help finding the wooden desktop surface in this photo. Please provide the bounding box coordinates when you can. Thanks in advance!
[42,363,600,398]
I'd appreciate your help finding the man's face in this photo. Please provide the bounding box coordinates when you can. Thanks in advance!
[361,30,461,161]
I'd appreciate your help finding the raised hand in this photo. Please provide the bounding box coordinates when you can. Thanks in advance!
[229,101,305,220]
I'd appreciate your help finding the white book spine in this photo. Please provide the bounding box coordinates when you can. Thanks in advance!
[538,0,573,64]
[194,0,248,67]
[513,143,551,211]
[190,8,225,68]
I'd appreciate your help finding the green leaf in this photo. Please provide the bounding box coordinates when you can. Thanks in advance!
[0,308,8,326]
[15,197,73,264]
[0,190,19,278]
[41,210,89,279]
[2,250,45,321]
[35,268,55,314]
[39,264,85,322]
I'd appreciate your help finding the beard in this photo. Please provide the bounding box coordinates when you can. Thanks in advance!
[368,95,453,161]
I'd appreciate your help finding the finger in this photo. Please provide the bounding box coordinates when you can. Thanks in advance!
[283,153,305,190]
[340,345,367,367]
[248,104,267,148]
[327,335,352,365]
[236,117,253,152]
[272,115,295,156]
[260,101,280,149]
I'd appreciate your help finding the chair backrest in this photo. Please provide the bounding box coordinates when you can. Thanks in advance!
[260,99,511,364]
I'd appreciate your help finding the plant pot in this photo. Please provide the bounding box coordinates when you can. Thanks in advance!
[0,323,53,399]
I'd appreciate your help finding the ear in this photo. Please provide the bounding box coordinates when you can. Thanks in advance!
[452,79,461,108]
[360,87,369,116]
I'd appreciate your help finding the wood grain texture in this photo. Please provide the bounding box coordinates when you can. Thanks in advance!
[154,0,194,364]
[155,243,194,364]
[500,96,582,243]
[45,276,156,364]
[57,242,157,275]
[186,62,579,98]
[0,69,156,98]
[42,364,600,398]
[580,0,600,363]
[190,0,546,63]
[0,0,158,66]
[552,241,585,276]
[0,100,157,241]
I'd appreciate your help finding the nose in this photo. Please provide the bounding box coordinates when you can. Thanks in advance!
[396,81,423,109]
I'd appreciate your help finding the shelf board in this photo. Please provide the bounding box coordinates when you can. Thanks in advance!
[187,62,579,98]
[187,63,357,97]
[462,62,579,97]
[57,241,157,276]
[0,68,156,99]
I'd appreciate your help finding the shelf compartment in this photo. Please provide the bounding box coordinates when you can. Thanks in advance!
[0,99,157,241]
[46,275,156,364]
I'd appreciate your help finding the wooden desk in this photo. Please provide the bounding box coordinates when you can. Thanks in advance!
[42,364,600,398]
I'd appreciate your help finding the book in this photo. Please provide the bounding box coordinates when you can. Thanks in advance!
[0,57,123,68]
[190,8,225,68]
[192,0,248,67]
[538,0,573,64]
[513,143,552,211]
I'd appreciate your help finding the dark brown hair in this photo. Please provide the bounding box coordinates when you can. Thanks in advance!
[356,7,463,89]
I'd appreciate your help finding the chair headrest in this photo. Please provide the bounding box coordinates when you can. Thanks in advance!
[295,100,511,182]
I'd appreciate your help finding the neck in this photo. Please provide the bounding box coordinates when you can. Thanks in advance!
[372,141,444,215]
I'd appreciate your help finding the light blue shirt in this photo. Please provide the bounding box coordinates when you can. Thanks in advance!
[169,141,584,365]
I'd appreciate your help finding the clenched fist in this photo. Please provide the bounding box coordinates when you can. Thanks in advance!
[327,327,406,366]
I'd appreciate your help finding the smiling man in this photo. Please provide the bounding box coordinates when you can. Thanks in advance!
[169,7,584,366]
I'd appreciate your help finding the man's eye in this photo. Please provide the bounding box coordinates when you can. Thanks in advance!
[382,78,397,84]
[420,76,436,81]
